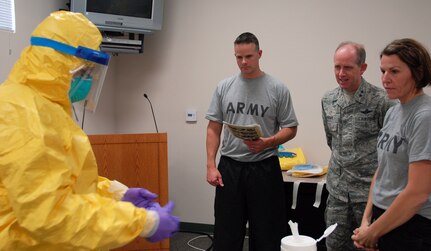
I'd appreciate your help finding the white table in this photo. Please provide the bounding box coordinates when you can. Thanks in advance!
[283,172,327,183]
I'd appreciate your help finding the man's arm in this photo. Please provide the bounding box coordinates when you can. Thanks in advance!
[270,126,297,147]
[321,101,332,149]
[206,120,224,186]
[244,126,297,154]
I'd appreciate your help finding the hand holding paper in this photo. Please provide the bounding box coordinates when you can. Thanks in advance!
[223,122,263,140]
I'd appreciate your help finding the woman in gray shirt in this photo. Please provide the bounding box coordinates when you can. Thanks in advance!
[352,38,431,251]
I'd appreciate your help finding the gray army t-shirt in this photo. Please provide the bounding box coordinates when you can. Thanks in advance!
[206,73,298,162]
[374,94,431,219]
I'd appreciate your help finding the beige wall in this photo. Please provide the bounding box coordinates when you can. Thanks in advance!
[0,1,67,79]
[2,0,431,225]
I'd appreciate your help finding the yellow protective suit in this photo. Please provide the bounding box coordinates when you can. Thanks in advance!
[0,11,156,250]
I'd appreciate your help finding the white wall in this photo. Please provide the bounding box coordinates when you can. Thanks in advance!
[0,0,67,79]
[3,0,431,226]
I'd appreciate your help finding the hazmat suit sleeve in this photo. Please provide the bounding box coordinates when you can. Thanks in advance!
[97,176,129,200]
[97,176,115,198]
[97,177,140,202]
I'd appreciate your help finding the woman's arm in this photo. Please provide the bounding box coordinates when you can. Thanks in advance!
[369,160,431,235]
[352,169,379,249]
[353,160,431,249]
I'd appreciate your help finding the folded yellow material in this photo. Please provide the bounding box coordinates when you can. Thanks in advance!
[289,165,328,177]
[278,147,307,171]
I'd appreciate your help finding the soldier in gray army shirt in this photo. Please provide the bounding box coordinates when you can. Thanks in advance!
[321,41,396,251]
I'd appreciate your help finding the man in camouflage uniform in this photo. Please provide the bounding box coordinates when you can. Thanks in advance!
[321,41,395,251]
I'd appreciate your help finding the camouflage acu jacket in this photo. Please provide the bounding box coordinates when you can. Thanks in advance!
[321,78,396,202]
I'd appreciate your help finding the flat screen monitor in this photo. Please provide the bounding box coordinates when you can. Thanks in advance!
[70,0,164,34]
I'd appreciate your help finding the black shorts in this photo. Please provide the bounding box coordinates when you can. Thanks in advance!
[213,155,287,251]
[373,205,431,251]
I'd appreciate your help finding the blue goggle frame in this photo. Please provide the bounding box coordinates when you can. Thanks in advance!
[30,36,110,65]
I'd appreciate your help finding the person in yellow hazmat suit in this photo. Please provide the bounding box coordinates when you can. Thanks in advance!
[0,11,179,250]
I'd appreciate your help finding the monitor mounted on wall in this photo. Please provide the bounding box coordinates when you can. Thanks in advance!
[70,0,164,35]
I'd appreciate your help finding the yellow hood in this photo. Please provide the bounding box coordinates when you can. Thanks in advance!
[4,11,102,114]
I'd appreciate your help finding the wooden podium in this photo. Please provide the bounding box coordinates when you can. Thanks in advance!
[88,133,169,251]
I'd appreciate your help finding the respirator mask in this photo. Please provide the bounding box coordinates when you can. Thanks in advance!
[30,36,110,111]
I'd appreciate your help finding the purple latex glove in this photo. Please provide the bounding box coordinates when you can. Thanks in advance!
[147,201,180,242]
[122,188,158,209]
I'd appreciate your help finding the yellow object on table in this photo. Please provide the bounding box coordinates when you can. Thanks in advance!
[278,147,307,171]
[290,165,328,177]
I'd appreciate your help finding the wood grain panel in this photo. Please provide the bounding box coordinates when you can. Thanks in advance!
[88,133,169,251]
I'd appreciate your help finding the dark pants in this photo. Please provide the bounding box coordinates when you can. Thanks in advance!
[325,194,366,251]
[373,205,431,251]
[213,155,287,251]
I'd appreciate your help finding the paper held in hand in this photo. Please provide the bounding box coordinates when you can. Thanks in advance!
[223,122,263,140]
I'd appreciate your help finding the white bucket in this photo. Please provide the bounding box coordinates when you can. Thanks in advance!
[280,235,317,251]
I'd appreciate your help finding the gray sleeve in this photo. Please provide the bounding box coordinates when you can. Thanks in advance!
[408,110,431,162]
[205,85,223,123]
[277,86,298,128]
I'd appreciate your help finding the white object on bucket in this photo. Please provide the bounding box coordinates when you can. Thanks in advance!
[288,220,300,242]
[316,223,338,242]
[282,222,338,251]
[281,235,317,251]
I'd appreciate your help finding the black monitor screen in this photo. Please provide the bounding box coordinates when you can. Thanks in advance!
[87,0,153,19]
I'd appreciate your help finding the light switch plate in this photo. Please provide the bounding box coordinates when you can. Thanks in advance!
[186,109,197,122]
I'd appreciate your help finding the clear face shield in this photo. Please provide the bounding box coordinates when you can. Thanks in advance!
[69,46,110,112]
[30,37,110,112]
